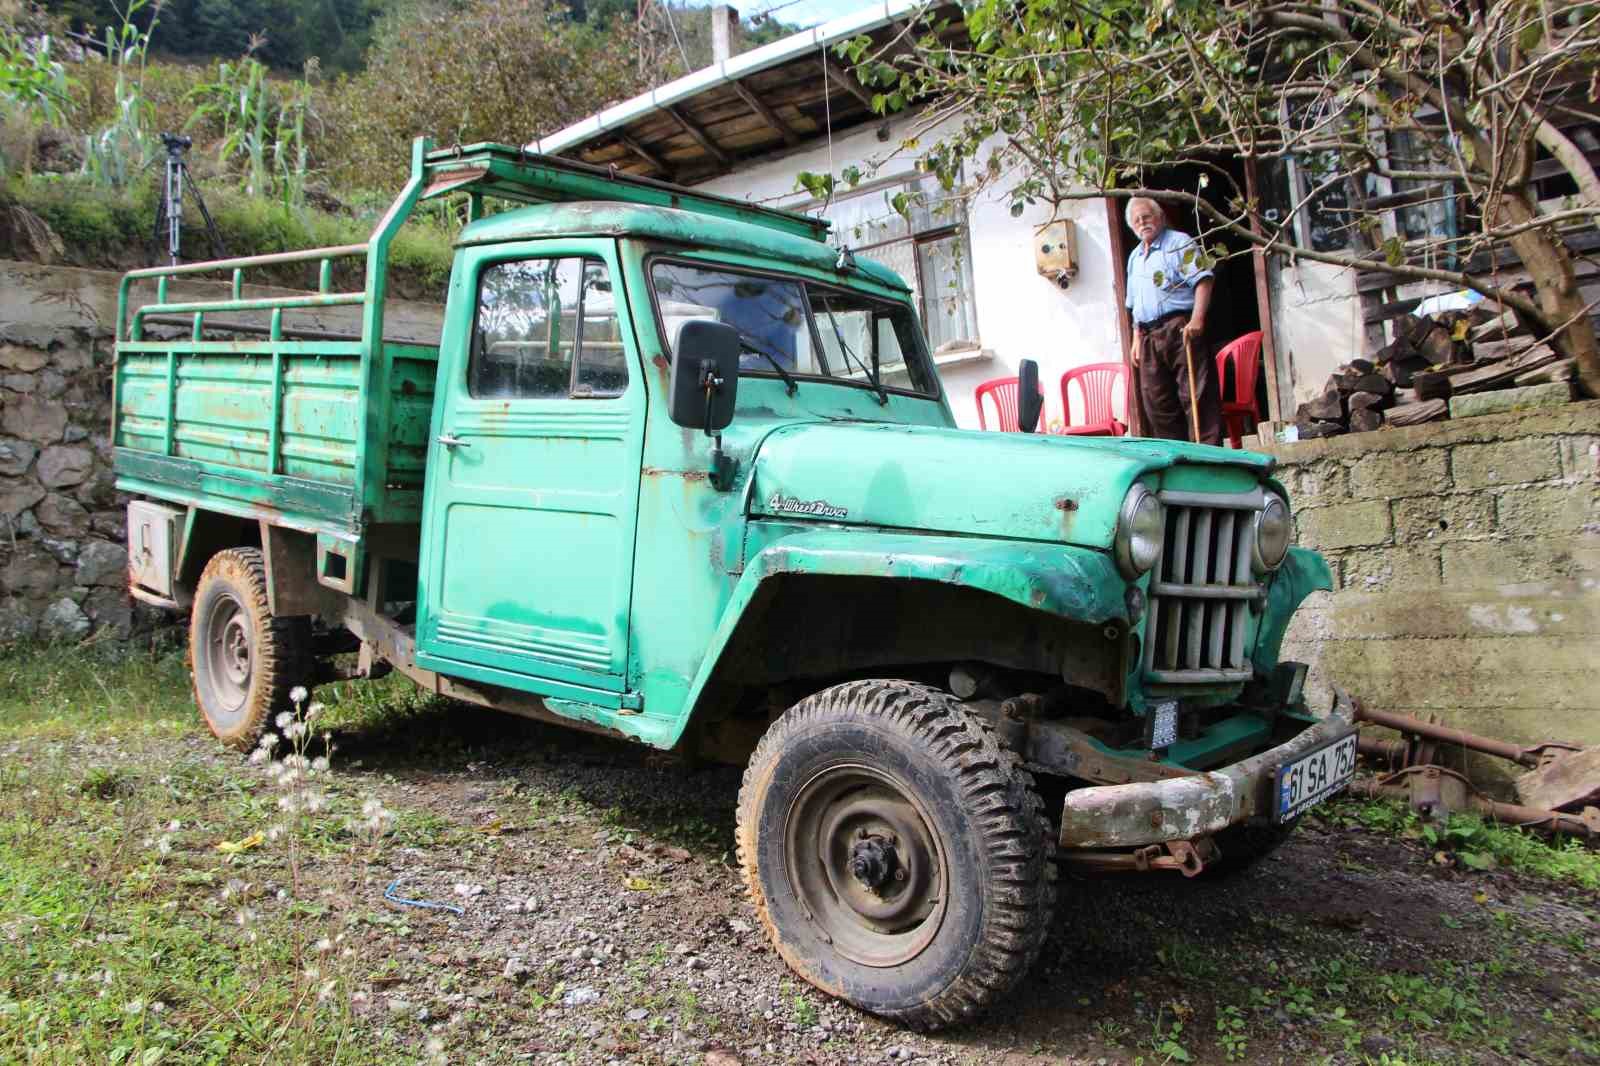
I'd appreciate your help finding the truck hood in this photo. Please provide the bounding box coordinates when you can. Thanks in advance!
[747,421,1273,547]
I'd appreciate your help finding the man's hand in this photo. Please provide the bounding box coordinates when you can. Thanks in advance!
[1130,327,1143,367]
[1182,315,1205,342]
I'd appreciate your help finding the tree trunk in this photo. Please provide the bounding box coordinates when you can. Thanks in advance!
[1494,193,1600,398]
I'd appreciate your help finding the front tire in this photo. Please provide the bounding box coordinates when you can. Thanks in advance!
[736,680,1056,1029]
[189,548,308,751]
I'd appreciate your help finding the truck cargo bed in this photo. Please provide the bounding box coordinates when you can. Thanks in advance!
[114,336,437,533]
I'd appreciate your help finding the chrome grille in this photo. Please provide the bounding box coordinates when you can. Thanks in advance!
[1142,489,1264,683]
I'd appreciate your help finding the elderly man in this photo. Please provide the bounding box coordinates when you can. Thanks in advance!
[1125,197,1222,445]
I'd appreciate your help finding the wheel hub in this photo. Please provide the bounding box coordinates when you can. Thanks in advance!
[784,764,948,968]
[848,834,898,892]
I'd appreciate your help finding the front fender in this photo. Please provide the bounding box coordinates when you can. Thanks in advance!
[667,531,1127,746]
[1252,546,1333,669]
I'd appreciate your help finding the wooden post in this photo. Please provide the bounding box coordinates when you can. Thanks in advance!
[1243,158,1286,424]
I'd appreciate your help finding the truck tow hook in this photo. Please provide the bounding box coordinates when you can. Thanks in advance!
[1060,836,1218,877]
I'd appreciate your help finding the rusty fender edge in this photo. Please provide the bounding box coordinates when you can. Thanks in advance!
[1058,703,1357,849]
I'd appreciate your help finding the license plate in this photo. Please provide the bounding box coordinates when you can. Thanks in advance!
[1274,732,1358,822]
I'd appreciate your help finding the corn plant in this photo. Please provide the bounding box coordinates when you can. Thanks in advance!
[0,30,74,125]
[81,0,158,188]
[187,55,317,210]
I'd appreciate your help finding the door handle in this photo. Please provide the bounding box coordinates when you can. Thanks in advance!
[436,433,469,448]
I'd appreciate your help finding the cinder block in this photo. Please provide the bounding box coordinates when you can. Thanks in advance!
[1442,533,1600,585]
[1450,437,1561,490]
[1391,493,1495,542]
[1449,382,1575,419]
[1559,435,1600,481]
[1347,448,1449,500]
[1294,500,1392,550]
[1281,459,1347,509]
[1339,545,1441,591]
[1495,483,1600,535]
[1310,636,1600,717]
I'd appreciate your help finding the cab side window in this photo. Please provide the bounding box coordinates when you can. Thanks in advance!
[469,257,627,399]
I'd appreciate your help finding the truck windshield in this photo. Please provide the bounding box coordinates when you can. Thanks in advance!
[650,260,938,397]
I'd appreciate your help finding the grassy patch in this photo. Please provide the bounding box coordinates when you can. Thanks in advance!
[0,641,194,740]
[0,644,428,1064]
[3,172,454,299]
[1318,796,1600,890]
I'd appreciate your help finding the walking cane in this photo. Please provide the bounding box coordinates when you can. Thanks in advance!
[1181,331,1203,443]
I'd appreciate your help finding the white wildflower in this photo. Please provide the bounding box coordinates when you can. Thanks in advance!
[275,712,294,730]
[289,686,308,703]
[306,702,324,722]
[303,790,327,814]
[222,878,248,900]
[156,836,172,856]
[267,824,285,842]
[234,907,257,927]
[314,938,333,954]
[166,820,181,832]
[123,999,144,1015]
[248,747,270,765]
[317,979,336,1003]
[311,756,330,773]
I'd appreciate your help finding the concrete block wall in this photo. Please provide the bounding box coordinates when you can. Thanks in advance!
[1256,401,1600,749]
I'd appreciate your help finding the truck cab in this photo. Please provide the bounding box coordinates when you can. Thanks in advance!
[113,139,1355,1029]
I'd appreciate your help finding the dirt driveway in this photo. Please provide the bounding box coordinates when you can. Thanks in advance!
[307,701,1600,1066]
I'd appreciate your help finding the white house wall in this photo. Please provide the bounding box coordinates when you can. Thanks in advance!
[1269,258,1366,407]
[692,121,1126,429]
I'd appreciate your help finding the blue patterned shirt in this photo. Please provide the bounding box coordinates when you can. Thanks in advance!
[1125,228,1213,326]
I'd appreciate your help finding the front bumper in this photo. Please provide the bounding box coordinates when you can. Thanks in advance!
[1058,697,1357,848]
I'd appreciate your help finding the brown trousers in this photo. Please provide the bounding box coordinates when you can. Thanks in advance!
[1134,315,1223,445]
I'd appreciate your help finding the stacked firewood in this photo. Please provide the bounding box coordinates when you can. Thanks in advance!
[1293,308,1575,439]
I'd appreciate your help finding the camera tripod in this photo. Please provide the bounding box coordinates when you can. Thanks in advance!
[152,133,224,266]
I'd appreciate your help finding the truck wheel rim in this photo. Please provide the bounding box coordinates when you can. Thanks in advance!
[203,593,252,722]
[784,763,947,968]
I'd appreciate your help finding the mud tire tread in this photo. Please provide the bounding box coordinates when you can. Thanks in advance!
[736,680,1056,1030]
[189,547,310,752]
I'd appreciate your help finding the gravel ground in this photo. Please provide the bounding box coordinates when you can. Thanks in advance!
[295,701,1600,1066]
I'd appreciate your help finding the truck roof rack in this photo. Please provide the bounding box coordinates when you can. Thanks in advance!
[419,141,831,245]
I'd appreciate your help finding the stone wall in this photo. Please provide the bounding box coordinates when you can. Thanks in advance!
[0,333,130,640]
[1257,401,1600,749]
[0,259,444,643]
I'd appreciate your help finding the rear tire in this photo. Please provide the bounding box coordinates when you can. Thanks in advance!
[189,547,309,751]
[736,680,1056,1029]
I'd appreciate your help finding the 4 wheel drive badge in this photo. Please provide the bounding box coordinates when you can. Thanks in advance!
[766,492,847,520]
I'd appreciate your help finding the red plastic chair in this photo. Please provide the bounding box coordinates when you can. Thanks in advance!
[1215,331,1264,448]
[1056,362,1127,436]
[974,375,1041,432]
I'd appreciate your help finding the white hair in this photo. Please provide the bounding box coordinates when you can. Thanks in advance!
[1124,196,1162,227]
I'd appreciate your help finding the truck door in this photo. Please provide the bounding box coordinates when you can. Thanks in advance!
[416,240,644,707]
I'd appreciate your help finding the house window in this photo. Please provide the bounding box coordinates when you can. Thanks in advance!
[809,174,979,353]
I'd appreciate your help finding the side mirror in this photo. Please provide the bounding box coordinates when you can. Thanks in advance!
[1017,359,1044,434]
[667,319,740,432]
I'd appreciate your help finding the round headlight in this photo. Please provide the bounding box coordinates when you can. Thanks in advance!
[1116,485,1164,578]
[1253,494,1291,572]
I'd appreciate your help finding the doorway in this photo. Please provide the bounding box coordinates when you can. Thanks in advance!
[1110,156,1275,435]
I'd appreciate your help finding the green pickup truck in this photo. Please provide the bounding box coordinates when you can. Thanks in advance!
[112,138,1355,1028]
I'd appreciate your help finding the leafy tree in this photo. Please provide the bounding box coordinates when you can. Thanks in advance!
[845,0,1600,395]
[322,0,649,188]
[53,0,384,71]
